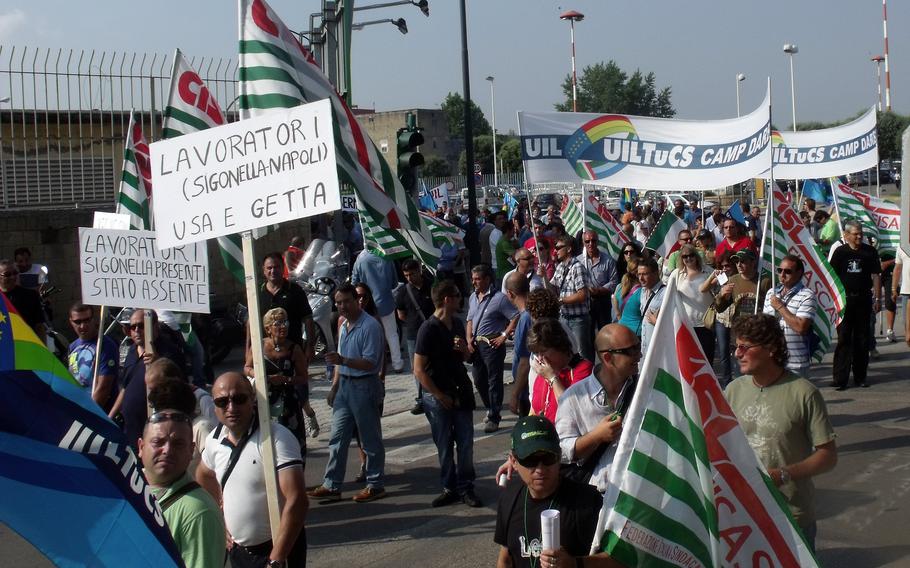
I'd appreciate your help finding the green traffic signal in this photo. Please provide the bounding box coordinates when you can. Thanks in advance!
[397,125,424,192]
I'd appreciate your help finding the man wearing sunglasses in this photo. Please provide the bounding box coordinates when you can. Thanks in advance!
[198,372,308,568]
[139,408,225,568]
[66,302,119,413]
[495,416,602,568]
[578,230,618,333]
[548,235,593,361]
[726,315,837,552]
[762,255,817,378]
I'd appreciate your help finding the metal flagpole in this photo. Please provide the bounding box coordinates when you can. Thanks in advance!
[89,305,107,401]
[518,114,543,264]
[757,77,775,313]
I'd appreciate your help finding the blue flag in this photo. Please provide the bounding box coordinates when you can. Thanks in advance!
[619,188,637,211]
[0,294,183,567]
[801,179,831,205]
[725,200,747,226]
[503,192,519,220]
[419,189,437,212]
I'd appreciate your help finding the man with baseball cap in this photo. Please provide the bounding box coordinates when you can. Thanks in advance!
[494,416,602,568]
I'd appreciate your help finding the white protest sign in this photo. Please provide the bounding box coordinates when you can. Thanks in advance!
[428,181,454,209]
[341,189,358,212]
[93,212,132,230]
[79,228,210,313]
[149,98,339,249]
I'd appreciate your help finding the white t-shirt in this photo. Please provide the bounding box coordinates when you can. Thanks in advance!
[489,227,503,270]
[673,269,713,328]
[201,421,303,546]
[897,248,910,294]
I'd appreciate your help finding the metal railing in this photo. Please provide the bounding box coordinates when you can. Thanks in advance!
[0,46,238,210]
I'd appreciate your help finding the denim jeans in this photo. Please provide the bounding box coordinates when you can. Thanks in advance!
[323,375,385,490]
[472,341,506,423]
[715,322,733,388]
[560,314,593,361]
[406,337,421,400]
[422,392,476,494]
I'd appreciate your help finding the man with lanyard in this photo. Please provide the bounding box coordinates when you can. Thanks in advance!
[829,219,882,390]
[259,252,314,360]
[466,264,519,433]
[197,373,307,568]
[67,302,119,413]
[637,258,666,358]
[395,258,435,414]
[548,235,593,361]
[309,283,388,502]
[578,230,619,335]
[555,323,637,494]
[763,255,817,378]
[139,408,225,568]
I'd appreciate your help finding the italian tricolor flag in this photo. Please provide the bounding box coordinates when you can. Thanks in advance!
[645,211,688,258]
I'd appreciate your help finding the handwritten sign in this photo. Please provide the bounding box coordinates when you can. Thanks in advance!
[149,98,339,249]
[341,189,358,212]
[79,228,210,313]
[93,212,132,230]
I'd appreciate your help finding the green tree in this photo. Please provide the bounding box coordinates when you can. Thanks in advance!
[877,111,910,161]
[421,155,451,177]
[441,92,491,137]
[499,137,522,173]
[458,135,495,175]
[555,60,675,118]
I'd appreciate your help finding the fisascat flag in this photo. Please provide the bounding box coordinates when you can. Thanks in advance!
[761,189,847,361]
[594,276,819,567]
[116,111,153,231]
[560,194,584,236]
[163,48,243,284]
[831,180,900,252]
[582,193,630,259]
[239,0,438,265]
[645,211,688,258]
[0,294,182,567]
[519,88,771,191]
[769,107,878,180]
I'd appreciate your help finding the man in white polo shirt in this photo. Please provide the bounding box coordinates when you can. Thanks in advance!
[763,254,817,378]
[196,372,308,568]
[894,246,910,347]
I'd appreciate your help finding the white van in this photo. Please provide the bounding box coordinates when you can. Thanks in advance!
[460,186,503,212]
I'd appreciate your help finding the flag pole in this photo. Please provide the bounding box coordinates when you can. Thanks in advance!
[831,178,846,240]
[90,305,107,400]
[517,115,543,264]
[757,78,775,313]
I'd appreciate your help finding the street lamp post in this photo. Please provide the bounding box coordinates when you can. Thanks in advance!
[783,44,798,131]
[872,55,885,112]
[486,75,497,186]
[735,73,746,117]
[351,17,408,34]
[559,10,584,112]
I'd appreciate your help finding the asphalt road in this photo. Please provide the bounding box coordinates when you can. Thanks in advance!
[3,314,910,567]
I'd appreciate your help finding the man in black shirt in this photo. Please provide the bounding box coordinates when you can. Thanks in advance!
[0,258,45,343]
[495,415,605,568]
[396,259,435,414]
[259,252,314,355]
[414,279,480,509]
[828,219,882,390]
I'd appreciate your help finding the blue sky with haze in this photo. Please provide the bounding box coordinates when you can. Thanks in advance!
[0,1,905,133]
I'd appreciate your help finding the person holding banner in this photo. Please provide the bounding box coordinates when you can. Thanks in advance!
[66,302,119,413]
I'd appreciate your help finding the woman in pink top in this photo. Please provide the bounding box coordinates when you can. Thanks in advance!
[527,318,593,423]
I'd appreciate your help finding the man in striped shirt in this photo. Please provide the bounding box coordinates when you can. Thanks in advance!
[763,255,817,378]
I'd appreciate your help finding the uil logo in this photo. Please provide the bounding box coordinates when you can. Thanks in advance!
[563,115,637,181]
[771,130,786,147]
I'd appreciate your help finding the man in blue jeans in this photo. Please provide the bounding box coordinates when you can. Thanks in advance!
[308,283,387,503]
[414,279,481,508]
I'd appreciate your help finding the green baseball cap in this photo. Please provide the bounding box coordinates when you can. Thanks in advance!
[511,416,560,460]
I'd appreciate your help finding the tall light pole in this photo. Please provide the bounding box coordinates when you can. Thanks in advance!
[882,0,892,111]
[559,10,584,112]
[872,55,885,111]
[485,75,498,186]
[735,73,746,117]
[783,44,798,131]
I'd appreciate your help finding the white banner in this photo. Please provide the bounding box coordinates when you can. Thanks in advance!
[149,98,340,249]
[519,89,771,191]
[92,212,131,230]
[427,181,454,209]
[770,106,878,179]
[79,228,210,313]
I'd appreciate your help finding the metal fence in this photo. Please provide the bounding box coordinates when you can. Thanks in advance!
[0,46,238,211]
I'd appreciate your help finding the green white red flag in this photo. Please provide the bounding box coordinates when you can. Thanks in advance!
[595,275,819,566]
[560,195,584,236]
[645,211,687,258]
[238,0,438,265]
[116,111,152,231]
[760,188,846,361]
[162,49,244,284]
[830,179,900,252]
[830,179,879,243]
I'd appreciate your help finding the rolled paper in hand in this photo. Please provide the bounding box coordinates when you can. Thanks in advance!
[498,473,508,487]
[540,509,560,551]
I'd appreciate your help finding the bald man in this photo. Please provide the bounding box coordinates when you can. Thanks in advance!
[197,372,308,568]
[554,324,640,493]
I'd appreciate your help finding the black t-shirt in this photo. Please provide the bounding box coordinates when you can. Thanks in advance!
[414,315,474,409]
[259,279,313,346]
[495,479,602,567]
[394,279,435,339]
[4,286,44,330]
[829,243,881,295]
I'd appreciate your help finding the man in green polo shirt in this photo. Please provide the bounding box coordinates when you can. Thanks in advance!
[139,409,225,568]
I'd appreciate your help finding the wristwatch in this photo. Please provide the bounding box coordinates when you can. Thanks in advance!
[779,467,791,484]
[267,560,287,568]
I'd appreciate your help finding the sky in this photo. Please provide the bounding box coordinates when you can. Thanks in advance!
[0,1,905,134]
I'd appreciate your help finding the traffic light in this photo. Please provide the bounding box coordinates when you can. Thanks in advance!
[396,124,424,194]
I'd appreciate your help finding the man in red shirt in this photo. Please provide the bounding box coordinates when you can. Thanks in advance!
[715,218,756,260]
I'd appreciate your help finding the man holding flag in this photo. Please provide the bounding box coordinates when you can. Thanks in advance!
[726,314,838,551]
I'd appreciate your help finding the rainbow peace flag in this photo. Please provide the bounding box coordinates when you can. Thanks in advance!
[0,293,182,567]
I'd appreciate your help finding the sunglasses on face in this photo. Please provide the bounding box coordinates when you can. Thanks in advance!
[776,267,796,275]
[734,343,761,354]
[554,245,569,251]
[213,393,251,408]
[271,320,289,328]
[598,344,642,357]
[583,239,596,244]
[681,254,696,260]
[70,317,93,325]
[517,452,560,469]
[147,411,192,425]
[129,323,144,331]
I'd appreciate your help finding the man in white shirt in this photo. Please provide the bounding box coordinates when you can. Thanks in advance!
[893,247,910,347]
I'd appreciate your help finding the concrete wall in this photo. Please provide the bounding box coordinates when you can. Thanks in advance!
[357,108,459,174]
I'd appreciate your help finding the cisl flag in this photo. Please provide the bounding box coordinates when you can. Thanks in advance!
[593,276,818,566]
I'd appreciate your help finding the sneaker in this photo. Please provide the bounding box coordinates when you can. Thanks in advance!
[353,487,387,503]
[305,415,320,438]
[461,489,483,508]
[886,329,897,343]
[431,490,460,508]
[410,401,425,415]
[483,420,499,434]
[503,377,515,385]
[354,465,367,483]
[307,485,341,503]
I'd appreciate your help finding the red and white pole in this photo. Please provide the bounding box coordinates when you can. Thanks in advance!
[570,19,578,112]
[883,0,892,111]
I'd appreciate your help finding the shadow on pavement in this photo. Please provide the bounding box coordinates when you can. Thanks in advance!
[817,544,910,568]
